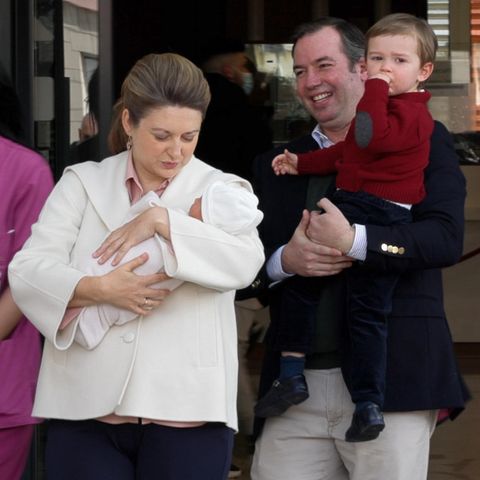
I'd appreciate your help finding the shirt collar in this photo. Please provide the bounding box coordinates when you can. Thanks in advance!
[311,125,335,149]
[125,150,171,204]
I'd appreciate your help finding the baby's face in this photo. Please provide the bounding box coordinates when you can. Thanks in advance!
[189,197,203,221]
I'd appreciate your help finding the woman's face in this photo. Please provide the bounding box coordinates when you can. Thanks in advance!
[122,105,203,189]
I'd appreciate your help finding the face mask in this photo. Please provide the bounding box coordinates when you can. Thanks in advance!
[241,72,254,96]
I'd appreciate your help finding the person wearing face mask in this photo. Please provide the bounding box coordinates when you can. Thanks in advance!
[195,38,273,182]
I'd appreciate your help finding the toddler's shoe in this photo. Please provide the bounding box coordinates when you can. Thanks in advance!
[345,402,385,442]
[254,374,309,417]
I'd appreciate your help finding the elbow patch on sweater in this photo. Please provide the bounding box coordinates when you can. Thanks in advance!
[355,111,373,148]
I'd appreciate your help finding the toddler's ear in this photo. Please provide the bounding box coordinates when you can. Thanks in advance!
[418,62,434,83]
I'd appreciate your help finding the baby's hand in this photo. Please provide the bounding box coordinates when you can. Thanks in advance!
[272,149,299,175]
[369,73,392,85]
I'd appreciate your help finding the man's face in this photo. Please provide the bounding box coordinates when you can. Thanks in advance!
[293,27,366,133]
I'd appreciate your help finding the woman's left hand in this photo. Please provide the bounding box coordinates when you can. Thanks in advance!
[93,206,170,266]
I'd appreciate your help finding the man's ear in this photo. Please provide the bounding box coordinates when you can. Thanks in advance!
[418,62,434,83]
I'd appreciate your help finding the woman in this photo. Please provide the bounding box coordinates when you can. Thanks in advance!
[9,53,265,479]
[0,64,54,479]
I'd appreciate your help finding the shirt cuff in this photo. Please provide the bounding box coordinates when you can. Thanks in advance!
[346,224,367,261]
[266,245,295,283]
[59,307,81,330]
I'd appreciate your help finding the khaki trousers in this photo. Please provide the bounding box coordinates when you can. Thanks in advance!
[235,299,269,436]
[251,368,437,480]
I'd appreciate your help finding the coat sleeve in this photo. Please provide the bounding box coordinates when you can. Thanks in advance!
[158,180,265,292]
[8,170,89,345]
[363,121,466,272]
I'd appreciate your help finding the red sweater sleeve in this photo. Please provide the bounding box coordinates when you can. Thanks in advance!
[297,141,345,175]
[355,78,432,153]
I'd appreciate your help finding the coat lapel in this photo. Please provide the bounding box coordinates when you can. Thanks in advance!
[66,152,131,231]
[66,154,228,232]
[160,156,225,210]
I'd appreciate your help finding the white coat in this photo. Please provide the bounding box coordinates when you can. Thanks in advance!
[8,152,265,431]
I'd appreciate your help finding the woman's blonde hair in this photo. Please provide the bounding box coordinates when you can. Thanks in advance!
[366,13,438,66]
[108,53,211,154]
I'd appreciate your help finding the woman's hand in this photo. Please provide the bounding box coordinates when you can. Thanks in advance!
[71,253,172,315]
[94,206,170,266]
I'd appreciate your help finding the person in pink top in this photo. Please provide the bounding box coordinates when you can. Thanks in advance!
[255,13,437,442]
[0,63,54,479]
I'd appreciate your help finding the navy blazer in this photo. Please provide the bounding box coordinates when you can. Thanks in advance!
[252,121,469,422]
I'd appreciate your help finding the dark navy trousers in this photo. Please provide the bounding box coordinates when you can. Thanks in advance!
[275,189,412,407]
[45,419,233,480]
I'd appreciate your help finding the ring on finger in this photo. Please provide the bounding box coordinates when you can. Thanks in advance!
[143,297,154,310]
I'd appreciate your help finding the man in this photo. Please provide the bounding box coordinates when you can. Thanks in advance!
[195,39,273,182]
[250,17,469,480]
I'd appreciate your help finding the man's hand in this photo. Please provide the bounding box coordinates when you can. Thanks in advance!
[282,209,352,277]
[307,198,355,254]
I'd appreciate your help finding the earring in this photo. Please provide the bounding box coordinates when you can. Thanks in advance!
[126,136,133,151]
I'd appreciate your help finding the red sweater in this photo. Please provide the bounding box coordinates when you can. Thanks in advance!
[297,78,434,204]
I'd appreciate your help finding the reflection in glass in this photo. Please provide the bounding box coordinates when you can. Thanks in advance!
[33,0,55,166]
[63,0,99,164]
[246,43,312,145]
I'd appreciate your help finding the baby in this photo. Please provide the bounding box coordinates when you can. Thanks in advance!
[75,180,263,349]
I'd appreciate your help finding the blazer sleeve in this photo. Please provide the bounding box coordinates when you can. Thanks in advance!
[363,121,466,272]
[235,139,319,300]
[8,170,89,345]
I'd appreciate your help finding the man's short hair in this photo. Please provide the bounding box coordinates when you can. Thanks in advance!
[291,17,365,71]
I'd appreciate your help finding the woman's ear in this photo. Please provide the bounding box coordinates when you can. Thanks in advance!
[121,108,132,136]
